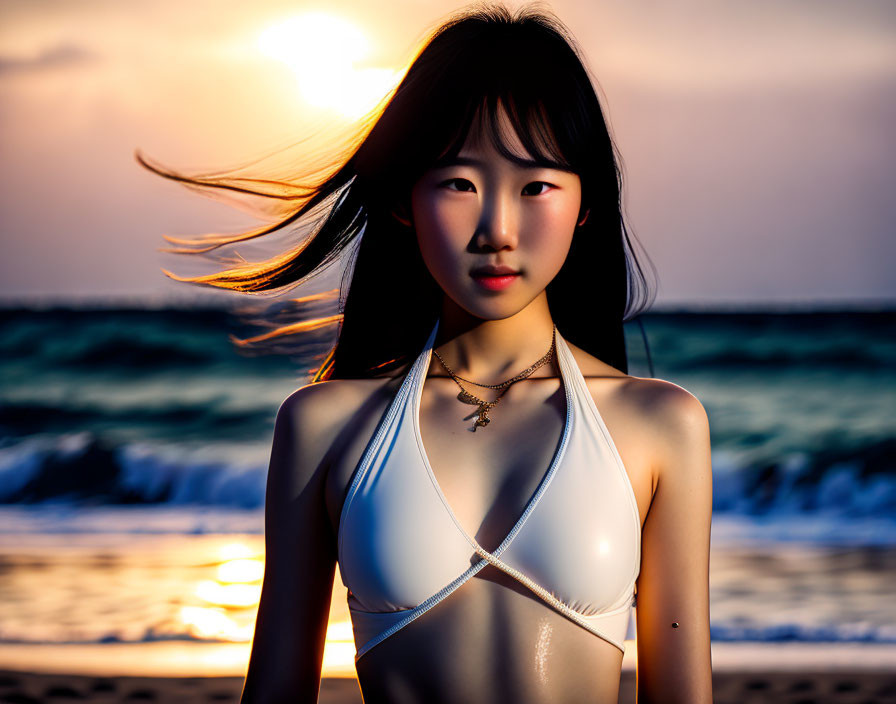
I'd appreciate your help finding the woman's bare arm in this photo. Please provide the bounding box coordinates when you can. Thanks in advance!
[240,383,340,703]
[635,385,713,703]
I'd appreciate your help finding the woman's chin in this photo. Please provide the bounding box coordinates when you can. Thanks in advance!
[445,295,534,322]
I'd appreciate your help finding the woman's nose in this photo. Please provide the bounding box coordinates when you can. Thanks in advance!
[474,191,518,251]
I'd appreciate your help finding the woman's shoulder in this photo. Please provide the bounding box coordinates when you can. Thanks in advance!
[276,373,405,448]
[615,374,706,425]
[607,375,711,497]
[566,340,709,450]
[612,377,709,460]
[280,373,398,413]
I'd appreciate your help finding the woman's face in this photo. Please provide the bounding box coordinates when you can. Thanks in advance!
[408,111,585,321]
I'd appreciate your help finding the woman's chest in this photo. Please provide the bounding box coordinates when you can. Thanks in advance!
[324,375,653,545]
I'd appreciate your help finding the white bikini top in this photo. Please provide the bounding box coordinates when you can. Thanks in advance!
[337,318,641,661]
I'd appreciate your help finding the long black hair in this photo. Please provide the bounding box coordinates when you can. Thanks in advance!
[137,2,656,380]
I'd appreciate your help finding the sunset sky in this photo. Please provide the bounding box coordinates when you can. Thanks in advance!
[0,0,893,307]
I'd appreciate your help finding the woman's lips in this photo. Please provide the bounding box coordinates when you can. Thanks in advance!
[471,273,521,291]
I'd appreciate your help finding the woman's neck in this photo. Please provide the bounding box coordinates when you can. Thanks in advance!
[431,294,557,383]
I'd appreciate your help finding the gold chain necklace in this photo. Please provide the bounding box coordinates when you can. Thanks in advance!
[432,326,556,430]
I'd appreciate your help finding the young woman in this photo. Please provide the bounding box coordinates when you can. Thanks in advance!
[141,4,713,702]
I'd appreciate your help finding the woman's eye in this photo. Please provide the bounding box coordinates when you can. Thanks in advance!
[522,182,552,196]
[442,178,475,192]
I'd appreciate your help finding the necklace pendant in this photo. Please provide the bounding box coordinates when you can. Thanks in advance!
[457,389,480,405]
[475,406,491,427]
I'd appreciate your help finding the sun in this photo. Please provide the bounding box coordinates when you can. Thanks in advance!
[257,12,398,120]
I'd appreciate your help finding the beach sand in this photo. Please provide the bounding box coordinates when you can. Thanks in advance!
[0,643,894,703]
[2,668,895,703]
[0,670,359,703]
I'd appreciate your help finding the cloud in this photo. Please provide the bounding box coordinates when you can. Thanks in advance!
[0,44,97,75]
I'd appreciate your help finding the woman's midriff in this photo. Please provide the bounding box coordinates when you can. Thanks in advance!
[353,566,625,704]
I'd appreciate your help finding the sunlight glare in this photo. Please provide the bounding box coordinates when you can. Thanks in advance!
[218,542,257,561]
[323,619,357,676]
[179,606,254,641]
[196,579,261,608]
[257,12,399,119]
[218,558,264,583]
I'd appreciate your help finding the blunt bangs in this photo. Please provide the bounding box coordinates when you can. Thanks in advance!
[381,16,602,200]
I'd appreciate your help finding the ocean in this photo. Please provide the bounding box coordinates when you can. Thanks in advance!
[1,306,894,656]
